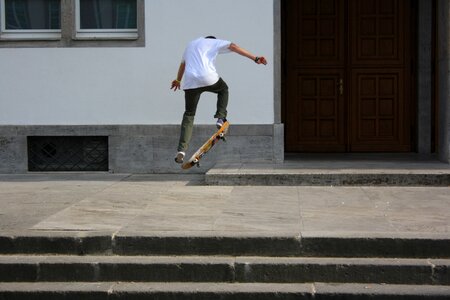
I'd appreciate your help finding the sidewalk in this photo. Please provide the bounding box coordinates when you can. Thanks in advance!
[0,173,448,237]
[1,174,449,300]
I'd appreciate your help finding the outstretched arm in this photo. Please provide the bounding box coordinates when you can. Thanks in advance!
[228,43,267,65]
[171,62,185,91]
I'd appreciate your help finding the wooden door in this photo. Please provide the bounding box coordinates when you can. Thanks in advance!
[285,0,346,152]
[284,0,412,152]
[349,0,411,151]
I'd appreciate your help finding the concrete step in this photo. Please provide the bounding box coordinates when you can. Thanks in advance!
[0,282,449,299]
[0,255,449,285]
[205,169,450,186]
[206,159,450,186]
[1,232,449,258]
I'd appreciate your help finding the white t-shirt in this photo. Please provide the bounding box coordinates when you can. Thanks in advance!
[181,37,232,90]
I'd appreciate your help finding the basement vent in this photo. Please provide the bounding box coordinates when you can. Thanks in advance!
[28,136,108,172]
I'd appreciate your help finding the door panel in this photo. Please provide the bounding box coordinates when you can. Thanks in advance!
[351,0,406,65]
[289,0,345,67]
[350,69,409,151]
[286,70,345,151]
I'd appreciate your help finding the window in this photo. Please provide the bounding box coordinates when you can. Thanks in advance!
[0,0,61,40]
[76,0,137,39]
[0,0,144,47]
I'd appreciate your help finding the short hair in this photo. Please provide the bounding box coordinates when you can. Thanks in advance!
[205,36,216,39]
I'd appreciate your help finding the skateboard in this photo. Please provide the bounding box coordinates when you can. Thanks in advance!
[182,121,230,169]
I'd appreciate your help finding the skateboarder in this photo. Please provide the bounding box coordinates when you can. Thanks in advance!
[171,36,267,163]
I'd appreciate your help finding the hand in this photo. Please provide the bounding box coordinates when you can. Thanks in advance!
[256,56,267,65]
[171,80,181,91]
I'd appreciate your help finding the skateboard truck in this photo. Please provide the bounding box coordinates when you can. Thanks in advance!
[193,158,200,168]
[219,132,226,142]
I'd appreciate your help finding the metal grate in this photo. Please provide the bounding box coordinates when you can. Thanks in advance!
[28,136,108,171]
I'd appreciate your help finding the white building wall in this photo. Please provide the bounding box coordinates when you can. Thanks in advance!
[0,0,274,125]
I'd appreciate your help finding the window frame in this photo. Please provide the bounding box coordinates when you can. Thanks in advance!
[0,0,144,47]
[74,0,138,40]
[0,0,62,40]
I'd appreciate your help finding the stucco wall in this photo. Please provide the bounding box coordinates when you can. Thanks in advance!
[0,0,274,125]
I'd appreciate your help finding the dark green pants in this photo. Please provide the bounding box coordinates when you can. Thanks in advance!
[177,78,228,152]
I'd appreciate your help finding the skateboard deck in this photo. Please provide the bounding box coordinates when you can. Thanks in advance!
[182,121,230,169]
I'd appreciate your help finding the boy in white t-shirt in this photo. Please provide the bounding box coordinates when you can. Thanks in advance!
[171,36,267,163]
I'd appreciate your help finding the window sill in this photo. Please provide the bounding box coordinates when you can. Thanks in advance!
[73,34,139,41]
[74,30,138,40]
[0,33,61,41]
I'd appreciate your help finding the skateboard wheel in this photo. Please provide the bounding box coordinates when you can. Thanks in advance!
[219,133,224,138]
[193,158,199,163]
